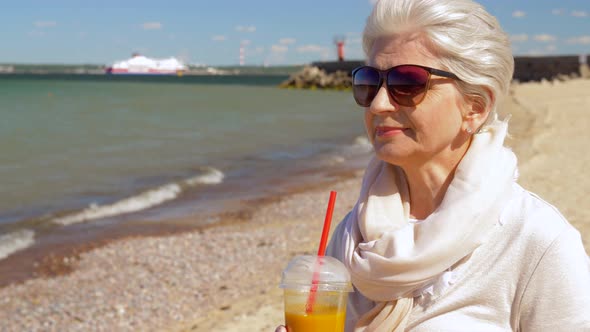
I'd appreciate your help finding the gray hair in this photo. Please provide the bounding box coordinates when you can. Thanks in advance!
[364,0,514,124]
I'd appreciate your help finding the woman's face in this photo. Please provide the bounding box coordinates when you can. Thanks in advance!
[365,35,470,168]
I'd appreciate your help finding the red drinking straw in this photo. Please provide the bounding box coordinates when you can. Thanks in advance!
[305,190,337,314]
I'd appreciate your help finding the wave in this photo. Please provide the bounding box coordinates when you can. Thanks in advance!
[52,167,225,226]
[183,167,225,185]
[351,135,373,152]
[0,229,35,260]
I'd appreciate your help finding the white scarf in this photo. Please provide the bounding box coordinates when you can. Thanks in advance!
[330,119,517,331]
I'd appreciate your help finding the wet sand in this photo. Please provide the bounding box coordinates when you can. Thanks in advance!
[1,79,589,332]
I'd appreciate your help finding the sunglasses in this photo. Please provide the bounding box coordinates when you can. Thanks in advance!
[352,64,460,107]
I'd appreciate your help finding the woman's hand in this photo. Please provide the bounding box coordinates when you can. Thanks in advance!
[275,325,287,332]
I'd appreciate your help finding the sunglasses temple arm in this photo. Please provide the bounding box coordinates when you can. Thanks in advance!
[430,68,459,80]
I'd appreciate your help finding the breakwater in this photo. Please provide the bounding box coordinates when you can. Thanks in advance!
[278,61,362,89]
[280,56,590,89]
[513,55,586,82]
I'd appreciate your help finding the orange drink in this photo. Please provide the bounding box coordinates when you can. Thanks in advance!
[285,303,346,332]
[280,256,352,332]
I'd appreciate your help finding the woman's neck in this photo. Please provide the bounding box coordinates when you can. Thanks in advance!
[401,145,470,219]
[403,163,457,219]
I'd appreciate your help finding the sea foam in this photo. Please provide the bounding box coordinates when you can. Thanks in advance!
[352,135,373,151]
[0,229,35,260]
[183,167,225,185]
[52,167,224,226]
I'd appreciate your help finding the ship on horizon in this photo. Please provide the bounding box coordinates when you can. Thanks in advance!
[105,53,187,75]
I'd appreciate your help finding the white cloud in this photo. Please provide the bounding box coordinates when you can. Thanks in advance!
[296,44,333,61]
[296,44,325,53]
[241,39,251,46]
[545,45,557,52]
[571,10,588,17]
[512,11,526,18]
[271,45,288,53]
[369,0,378,5]
[142,22,162,30]
[510,34,529,43]
[566,36,590,45]
[552,8,566,16]
[34,21,57,28]
[211,35,227,41]
[533,34,557,42]
[279,38,296,45]
[236,25,256,33]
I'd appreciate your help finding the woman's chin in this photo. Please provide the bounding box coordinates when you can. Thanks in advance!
[374,147,413,166]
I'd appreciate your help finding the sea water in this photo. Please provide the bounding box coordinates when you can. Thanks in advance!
[0,75,369,261]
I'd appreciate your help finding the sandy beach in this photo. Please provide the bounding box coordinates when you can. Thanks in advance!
[1,78,589,332]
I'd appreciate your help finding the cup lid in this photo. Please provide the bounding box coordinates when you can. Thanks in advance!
[279,255,353,292]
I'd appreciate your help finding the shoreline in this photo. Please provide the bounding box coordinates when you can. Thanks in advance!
[0,169,366,331]
[1,79,589,331]
[0,158,367,289]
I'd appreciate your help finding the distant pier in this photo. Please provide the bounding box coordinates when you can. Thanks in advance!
[309,55,589,82]
[513,55,585,82]
[310,60,364,75]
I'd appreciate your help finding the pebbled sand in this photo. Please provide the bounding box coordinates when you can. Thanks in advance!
[0,79,589,332]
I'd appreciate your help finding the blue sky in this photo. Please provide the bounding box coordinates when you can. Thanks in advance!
[1,0,589,66]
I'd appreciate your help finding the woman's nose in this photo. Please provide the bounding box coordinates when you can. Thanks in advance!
[367,85,398,114]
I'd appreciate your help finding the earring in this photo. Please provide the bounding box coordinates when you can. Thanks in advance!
[466,128,473,134]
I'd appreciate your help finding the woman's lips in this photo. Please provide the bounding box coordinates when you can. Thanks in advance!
[375,126,408,138]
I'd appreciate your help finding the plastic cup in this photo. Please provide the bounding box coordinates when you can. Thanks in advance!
[279,255,352,332]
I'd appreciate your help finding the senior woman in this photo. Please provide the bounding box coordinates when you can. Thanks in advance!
[276,0,590,331]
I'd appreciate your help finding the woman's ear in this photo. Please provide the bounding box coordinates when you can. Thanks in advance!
[463,89,494,132]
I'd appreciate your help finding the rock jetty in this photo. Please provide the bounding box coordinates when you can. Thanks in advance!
[279,66,351,90]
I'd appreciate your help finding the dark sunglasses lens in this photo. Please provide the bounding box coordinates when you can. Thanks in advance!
[387,66,429,106]
[353,67,380,107]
